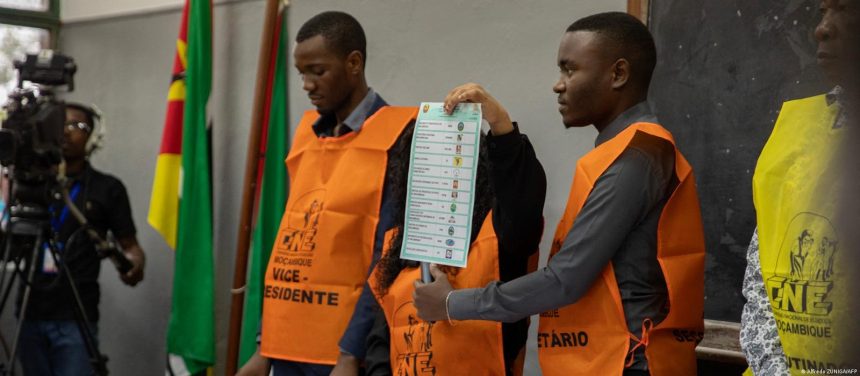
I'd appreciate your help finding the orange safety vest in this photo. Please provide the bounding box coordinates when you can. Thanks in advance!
[370,213,507,375]
[261,106,416,364]
[538,122,705,376]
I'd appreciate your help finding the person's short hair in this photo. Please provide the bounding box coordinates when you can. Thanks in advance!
[566,12,657,90]
[296,11,367,65]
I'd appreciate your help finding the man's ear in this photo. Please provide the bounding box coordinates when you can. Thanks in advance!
[346,50,364,75]
[611,58,631,90]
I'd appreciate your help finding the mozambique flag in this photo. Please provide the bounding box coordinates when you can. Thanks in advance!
[238,7,289,365]
[147,0,215,374]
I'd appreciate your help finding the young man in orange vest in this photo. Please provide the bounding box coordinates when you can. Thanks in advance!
[237,11,417,376]
[414,12,706,376]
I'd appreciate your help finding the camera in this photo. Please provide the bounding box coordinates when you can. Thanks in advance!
[0,51,127,376]
[0,50,76,208]
[0,50,131,270]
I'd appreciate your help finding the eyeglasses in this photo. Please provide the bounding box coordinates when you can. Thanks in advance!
[65,121,92,134]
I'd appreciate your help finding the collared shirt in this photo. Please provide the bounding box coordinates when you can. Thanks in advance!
[311,88,380,137]
[826,85,847,129]
[595,101,657,146]
[448,101,676,370]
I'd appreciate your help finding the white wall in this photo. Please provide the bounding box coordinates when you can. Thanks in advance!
[44,1,627,374]
[61,0,184,22]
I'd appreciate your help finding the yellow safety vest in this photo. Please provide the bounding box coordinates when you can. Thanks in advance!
[750,94,847,375]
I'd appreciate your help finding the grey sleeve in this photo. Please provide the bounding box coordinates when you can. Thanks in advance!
[740,229,789,376]
[449,148,665,322]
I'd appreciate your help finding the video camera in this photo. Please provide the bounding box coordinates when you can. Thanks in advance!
[0,50,131,272]
[0,50,75,207]
[0,51,130,376]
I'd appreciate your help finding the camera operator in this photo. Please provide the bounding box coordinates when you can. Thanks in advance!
[14,102,145,375]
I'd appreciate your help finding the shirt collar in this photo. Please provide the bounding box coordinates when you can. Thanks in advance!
[827,86,849,130]
[65,161,92,181]
[595,101,658,147]
[826,85,843,107]
[311,88,382,136]
[340,87,379,133]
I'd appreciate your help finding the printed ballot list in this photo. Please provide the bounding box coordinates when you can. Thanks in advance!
[401,102,482,268]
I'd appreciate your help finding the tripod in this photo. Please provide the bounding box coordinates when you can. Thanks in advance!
[0,203,109,376]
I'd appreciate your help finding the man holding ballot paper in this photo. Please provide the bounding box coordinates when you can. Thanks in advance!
[414,12,706,376]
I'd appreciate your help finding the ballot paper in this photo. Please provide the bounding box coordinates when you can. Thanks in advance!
[400,102,481,268]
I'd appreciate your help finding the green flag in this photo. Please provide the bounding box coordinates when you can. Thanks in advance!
[163,0,214,373]
[238,8,289,365]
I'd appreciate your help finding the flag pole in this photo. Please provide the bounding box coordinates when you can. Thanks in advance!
[226,0,283,373]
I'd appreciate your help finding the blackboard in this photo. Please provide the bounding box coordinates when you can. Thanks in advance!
[648,0,829,321]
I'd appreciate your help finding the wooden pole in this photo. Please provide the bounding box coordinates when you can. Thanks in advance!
[226,0,283,373]
[627,0,650,25]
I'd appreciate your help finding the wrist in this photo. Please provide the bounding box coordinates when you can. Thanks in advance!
[445,290,457,325]
[338,351,358,363]
[488,112,514,136]
[126,250,145,267]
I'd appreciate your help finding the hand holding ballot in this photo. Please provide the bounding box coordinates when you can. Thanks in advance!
[443,83,514,136]
[412,264,453,322]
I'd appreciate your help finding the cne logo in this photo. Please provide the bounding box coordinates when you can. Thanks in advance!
[393,303,437,376]
[767,213,837,316]
[278,189,325,254]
